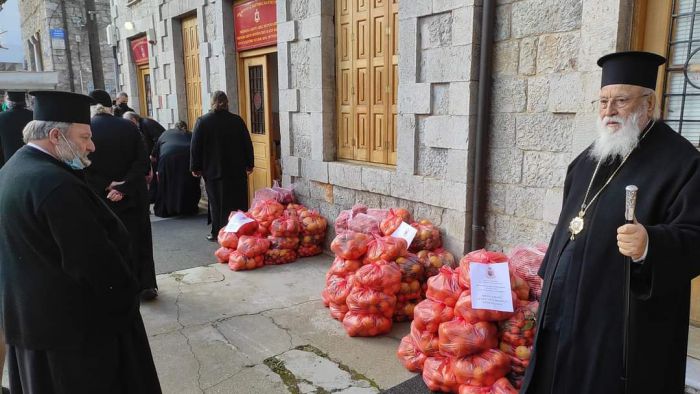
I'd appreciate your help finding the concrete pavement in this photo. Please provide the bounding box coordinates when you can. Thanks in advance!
[143,214,415,394]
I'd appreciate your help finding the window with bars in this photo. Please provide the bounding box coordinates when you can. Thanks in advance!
[663,0,700,146]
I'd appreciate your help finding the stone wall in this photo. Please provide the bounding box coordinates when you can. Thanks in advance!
[110,0,239,127]
[484,0,630,252]
[19,0,115,95]
[278,0,480,256]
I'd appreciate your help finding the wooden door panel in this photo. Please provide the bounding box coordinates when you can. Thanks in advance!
[243,56,273,204]
[182,15,202,130]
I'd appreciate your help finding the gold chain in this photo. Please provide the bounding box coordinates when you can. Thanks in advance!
[578,119,655,217]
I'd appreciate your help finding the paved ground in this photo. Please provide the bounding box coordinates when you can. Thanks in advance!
[143,214,416,394]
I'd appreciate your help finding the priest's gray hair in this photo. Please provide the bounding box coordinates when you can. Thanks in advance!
[91,104,112,117]
[22,120,72,143]
[123,111,141,122]
[640,87,661,120]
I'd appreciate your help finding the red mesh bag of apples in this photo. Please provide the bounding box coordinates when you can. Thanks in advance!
[454,290,516,324]
[268,236,300,250]
[299,210,327,236]
[346,287,397,318]
[422,356,460,393]
[411,321,440,356]
[418,248,457,278]
[215,247,234,264]
[459,249,530,300]
[458,377,518,394]
[380,208,413,236]
[228,251,264,271]
[326,257,362,279]
[365,235,408,263]
[298,243,323,257]
[217,228,239,249]
[352,260,402,293]
[323,275,353,305]
[453,349,511,387]
[237,235,271,258]
[264,248,297,265]
[341,312,393,337]
[508,245,546,300]
[412,299,455,333]
[409,220,442,252]
[397,335,427,373]
[225,211,258,236]
[348,213,382,236]
[438,318,499,358]
[330,231,370,260]
[270,212,301,237]
[425,266,463,307]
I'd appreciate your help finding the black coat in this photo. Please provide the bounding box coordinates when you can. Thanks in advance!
[153,129,200,217]
[139,117,165,158]
[190,110,254,180]
[86,113,149,212]
[522,121,700,393]
[113,103,135,118]
[0,146,140,350]
[86,113,156,290]
[0,107,32,167]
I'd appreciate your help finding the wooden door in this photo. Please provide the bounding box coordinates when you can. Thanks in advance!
[182,15,202,130]
[242,55,273,204]
[336,0,398,164]
[136,64,153,117]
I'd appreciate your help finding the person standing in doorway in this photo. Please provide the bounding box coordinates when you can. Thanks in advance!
[113,92,135,118]
[190,91,254,241]
[86,89,158,301]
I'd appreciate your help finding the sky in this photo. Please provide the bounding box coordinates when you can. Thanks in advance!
[0,0,24,64]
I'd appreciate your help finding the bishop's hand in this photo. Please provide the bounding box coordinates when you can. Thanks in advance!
[617,220,648,261]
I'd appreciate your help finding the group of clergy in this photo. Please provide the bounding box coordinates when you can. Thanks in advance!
[0,51,699,393]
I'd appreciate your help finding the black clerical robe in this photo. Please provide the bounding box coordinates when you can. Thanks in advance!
[0,146,160,393]
[190,110,254,236]
[153,129,201,217]
[0,106,32,167]
[522,121,700,393]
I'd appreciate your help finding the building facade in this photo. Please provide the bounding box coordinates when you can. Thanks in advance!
[107,0,700,259]
[19,0,116,95]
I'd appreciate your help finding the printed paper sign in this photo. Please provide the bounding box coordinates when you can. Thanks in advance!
[391,221,418,246]
[224,212,255,233]
[469,262,514,312]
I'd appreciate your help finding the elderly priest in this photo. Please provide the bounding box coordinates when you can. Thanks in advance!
[0,91,161,393]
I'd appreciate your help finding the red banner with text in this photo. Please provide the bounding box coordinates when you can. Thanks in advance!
[234,0,277,52]
[131,36,149,65]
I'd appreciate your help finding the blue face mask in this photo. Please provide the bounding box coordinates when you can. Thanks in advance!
[59,133,86,170]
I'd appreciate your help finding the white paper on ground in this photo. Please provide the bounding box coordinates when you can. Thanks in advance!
[469,262,514,312]
[224,212,255,233]
[391,221,418,246]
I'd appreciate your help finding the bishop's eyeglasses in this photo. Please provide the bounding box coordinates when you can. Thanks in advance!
[591,94,651,109]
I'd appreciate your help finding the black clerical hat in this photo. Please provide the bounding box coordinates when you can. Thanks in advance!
[597,51,666,89]
[29,91,96,125]
[6,91,26,102]
[89,89,112,107]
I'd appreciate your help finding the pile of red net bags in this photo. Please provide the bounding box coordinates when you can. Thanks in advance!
[324,205,456,328]
[397,248,544,392]
[213,186,328,271]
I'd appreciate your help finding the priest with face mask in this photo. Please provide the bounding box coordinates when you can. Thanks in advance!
[521,51,700,394]
[0,91,161,392]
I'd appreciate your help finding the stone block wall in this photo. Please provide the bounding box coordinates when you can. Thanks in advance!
[110,0,238,127]
[484,0,631,252]
[278,0,479,256]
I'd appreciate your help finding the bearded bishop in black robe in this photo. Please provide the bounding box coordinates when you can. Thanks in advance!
[522,52,700,394]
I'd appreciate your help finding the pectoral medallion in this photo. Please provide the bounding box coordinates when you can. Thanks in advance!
[569,213,584,240]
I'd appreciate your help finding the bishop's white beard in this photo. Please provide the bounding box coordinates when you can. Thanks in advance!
[590,109,646,163]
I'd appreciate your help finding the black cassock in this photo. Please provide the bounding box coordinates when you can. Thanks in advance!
[522,121,700,393]
[0,146,160,393]
[190,110,254,237]
[0,106,32,167]
[138,117,165,203]
[152,129,201,217]
[86,114,156,291]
